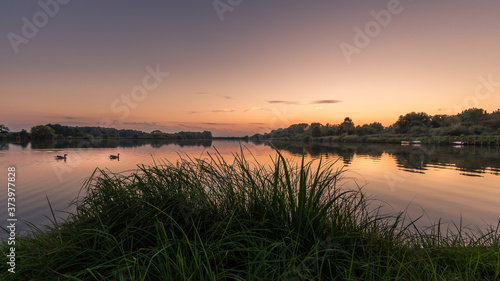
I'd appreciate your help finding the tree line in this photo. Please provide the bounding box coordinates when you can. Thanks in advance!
[0,124,212,142]
[251,108,500,140]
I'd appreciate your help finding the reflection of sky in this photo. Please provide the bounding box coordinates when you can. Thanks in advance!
[1,1,500,136]
[0,141,499,238]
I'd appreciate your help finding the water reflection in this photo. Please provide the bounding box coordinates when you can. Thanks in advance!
[266,141,500,177]
[27,138,213,149]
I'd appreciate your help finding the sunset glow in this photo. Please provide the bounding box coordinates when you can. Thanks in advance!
[2,1,500,136]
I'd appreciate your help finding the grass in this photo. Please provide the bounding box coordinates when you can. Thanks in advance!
[1,148,499,280]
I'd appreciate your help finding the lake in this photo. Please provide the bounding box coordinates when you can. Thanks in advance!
[1,139,499,238]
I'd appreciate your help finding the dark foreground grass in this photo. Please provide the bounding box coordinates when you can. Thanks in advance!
[2,149,499,280]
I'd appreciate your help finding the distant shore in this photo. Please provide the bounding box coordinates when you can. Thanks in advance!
[253,134,500,146]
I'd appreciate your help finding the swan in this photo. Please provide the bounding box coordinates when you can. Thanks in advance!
[109,153,120,159]
[55,154,67,160]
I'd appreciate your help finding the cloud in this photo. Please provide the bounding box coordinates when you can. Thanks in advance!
[64,116,77,120]
[243,107,272,112]
[267,100,341,105]
[310,100,341,104]
[190,109,236,114]
[195,92,232,100]
[212,109,235,113]
[177,123,198,128]
[268,100,301,105]
[202,122,237,126]
[122,121,161,126]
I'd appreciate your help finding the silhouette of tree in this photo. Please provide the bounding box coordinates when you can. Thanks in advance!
[0,124,9,134]
[31,125,56,139]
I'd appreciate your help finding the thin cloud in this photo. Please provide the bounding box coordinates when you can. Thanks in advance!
[177,123,197,128]
[310,100,341,104]
[267,100,341,105]
[244,107,272,112]
[64,116,77,120]
[202,122,237,126]
[195,92,232,100]
[268,100,301,105]
[190,109,236,114]
[122,122,161,126]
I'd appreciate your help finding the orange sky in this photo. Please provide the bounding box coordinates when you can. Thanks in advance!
[1,1,499,136]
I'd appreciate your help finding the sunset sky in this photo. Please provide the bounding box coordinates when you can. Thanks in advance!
[1,0,500,136]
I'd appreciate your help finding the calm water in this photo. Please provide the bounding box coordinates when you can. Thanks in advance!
[1,139,499,237]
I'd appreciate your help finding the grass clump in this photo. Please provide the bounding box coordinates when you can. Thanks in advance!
[1,148,499,280]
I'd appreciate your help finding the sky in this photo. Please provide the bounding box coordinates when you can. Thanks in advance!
[1,0,500,137]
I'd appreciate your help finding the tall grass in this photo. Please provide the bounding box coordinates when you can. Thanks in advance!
[1,148,499,280]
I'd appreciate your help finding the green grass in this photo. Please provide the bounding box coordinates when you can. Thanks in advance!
[1,148,499,280]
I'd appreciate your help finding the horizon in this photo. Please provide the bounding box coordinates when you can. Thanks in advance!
[2,1,500,137]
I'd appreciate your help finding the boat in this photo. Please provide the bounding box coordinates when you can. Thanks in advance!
[452,141,467,146]
[401,141,421,145]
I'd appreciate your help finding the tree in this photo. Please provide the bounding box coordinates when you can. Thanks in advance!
[430,115,448,128]
[459,108,487,124]
[150,130,164,138]
[395,112,430,133]
[31,125,56,139]
[202,131,212,139]
[340,117,355,135]
[311,126,322,137]
[0,124,9,134]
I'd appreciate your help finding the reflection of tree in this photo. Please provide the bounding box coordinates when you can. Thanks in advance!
[150,139,212,148]
[31,139,57,149]
[29,139,213,150]
[264,141,385,165]
[256,140,500,177]
[0,143,9,150]
[393,146,430,172]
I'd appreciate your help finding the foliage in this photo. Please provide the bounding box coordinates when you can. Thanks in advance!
[30,125,56,139]
[0,124,9,134]
[254,107,500,140]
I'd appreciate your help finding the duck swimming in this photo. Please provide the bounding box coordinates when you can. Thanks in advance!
[109,153,120,160]
[55,154,67,160]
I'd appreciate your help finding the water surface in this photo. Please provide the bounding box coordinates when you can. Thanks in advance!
[1,139,499,237]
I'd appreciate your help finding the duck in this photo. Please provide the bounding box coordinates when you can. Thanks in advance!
[109,153,120,160]
[55,154,67,160]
